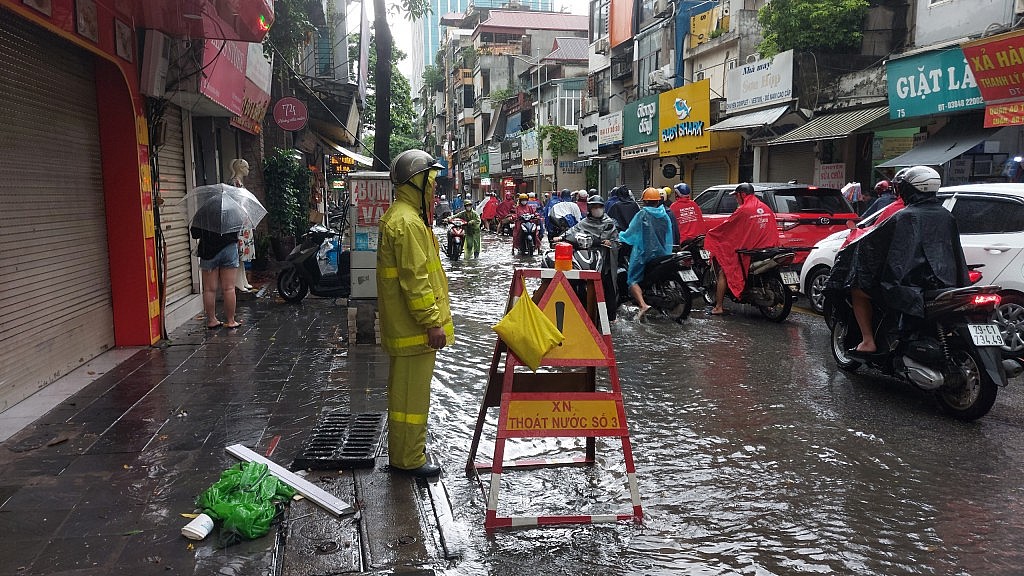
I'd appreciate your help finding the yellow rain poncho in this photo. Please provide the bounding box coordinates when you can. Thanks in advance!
[377,170,455,470]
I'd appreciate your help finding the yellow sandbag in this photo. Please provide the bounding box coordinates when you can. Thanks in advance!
[492,279,564,371]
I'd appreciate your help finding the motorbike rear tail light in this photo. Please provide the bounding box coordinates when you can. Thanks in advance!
[972,293,1001,307]
[777,220,799,231]
[968,270,983,284]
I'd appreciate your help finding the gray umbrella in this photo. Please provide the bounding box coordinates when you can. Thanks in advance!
[182,183,267,234]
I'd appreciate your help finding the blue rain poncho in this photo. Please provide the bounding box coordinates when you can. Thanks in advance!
[618,205,674,286]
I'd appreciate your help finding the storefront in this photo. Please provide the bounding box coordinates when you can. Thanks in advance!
[598,111,624,192]
[621,95,659,194]
[0,2,153,411]
[658,79,740,193]
[0,0,273,412]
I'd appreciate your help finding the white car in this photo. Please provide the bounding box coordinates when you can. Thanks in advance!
[799,184,1024,356]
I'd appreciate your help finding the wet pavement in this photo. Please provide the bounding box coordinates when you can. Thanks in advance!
[3,230,1024,575]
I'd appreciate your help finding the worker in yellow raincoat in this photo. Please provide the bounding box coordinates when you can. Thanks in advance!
[377,150,455,477]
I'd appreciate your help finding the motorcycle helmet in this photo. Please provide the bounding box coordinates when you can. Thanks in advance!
[390,149,443,185]
[893,165,941,200]
[518,193,529,202]
[673,182,691,197]
[588,188,597,196]
[729,182,755,196]
[641,187,662,202]
[586,194,604,206]
[560,188,573,200]
[874,180,891,194]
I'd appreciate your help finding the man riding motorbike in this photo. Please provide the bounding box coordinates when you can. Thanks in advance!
[548,188,583,241]
[481,192,499,232]
[452,199,482,258]
[828,166,969,354]
[619,187,675,319]
[553,194,621,319]
[607,186,640,232]
[495,192,515,233]
[705,182,780,315]
[510,193,540,254]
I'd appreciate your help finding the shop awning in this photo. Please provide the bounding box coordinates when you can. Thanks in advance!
[768,106,889,145]
[318,136,373,166]
[877,124,997,168]
[708,105,791,131]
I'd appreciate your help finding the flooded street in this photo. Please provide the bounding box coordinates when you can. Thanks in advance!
[430,232,1024,576]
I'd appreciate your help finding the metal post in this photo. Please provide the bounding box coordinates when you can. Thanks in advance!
[536,56,542,197]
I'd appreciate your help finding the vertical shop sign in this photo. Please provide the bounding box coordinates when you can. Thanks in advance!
[658,79,712,156]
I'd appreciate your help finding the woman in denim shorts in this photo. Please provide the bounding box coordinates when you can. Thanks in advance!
[190,227,243,329]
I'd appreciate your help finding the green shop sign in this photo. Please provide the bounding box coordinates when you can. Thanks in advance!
[887,48,984,119]
[622,94,660,147]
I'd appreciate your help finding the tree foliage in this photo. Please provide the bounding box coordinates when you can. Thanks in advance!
[266,0,316,64]
[350,34,420,162]
[538,126,577,158]
[264,148,312,238]
[757,0,869,58]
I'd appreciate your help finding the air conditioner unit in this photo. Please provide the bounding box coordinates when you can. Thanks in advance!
[694,70,706,81]
[649,69,673,91]
[140,30,170,97]
[595,38,609,55]
[654,0,670,18]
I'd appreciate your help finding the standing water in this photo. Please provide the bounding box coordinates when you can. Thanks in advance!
[428,232,1024,576]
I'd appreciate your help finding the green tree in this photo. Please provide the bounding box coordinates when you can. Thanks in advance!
[351,34,421,161]
[757,0,869,58]
[371,0,431,169]
[267,0,316,65]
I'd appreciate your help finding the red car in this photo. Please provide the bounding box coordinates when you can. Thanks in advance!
[693,183,860,264]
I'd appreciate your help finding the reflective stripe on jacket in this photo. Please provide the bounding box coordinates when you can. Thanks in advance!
[377,179,455,356]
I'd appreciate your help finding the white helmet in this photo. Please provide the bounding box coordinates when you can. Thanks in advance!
[893,165,941,199]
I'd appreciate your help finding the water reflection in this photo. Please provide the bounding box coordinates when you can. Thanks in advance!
[430,230,1024,575]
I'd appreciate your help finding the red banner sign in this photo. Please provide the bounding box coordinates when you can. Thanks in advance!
[199,39,247,116]
[962,29,1024,104]
[984,101,1024,128]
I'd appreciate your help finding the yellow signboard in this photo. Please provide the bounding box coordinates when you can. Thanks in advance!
[506,398,622,433]
[659,79,712,156]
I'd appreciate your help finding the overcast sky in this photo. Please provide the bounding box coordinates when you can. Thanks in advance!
[385,0,591,83]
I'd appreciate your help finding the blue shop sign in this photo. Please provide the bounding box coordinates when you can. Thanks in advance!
[887,48,984,119]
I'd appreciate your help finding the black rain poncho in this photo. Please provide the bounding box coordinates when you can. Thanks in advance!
[827,195,969,318]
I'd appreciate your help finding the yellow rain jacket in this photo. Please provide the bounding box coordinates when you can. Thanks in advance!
[377,172,455,356]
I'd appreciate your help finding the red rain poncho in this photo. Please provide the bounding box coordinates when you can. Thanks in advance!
[669,197,707,243]
[705,194,779,298]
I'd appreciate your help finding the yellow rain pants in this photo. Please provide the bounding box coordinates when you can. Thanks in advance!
[387,352,436,469]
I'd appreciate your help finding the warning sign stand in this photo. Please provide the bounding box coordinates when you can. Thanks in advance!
[466,268,643,530]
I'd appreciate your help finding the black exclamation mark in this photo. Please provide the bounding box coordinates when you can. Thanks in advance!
[555,302,565,345]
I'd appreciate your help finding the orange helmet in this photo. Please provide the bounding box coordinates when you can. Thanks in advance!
[518,193,529,200]
[641,187,662,202]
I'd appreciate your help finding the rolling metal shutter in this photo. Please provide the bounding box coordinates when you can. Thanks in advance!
[0,16,114,410]
[692,160,729,195]
[767,143,815,184]
[622,160,646,195]
[156,105,196,304]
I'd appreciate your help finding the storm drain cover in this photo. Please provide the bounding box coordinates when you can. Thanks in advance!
[291,411,386,470]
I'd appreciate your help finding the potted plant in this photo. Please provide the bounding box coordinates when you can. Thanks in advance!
[263,148,311,260]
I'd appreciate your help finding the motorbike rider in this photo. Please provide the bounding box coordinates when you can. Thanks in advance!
[495,192,515,233]
[549,188,583,241]
[554,194,621,320]
[575,190,590,214]
[829,165,969,354]
[608,185,640,232]
[841,182,906,249]
[669,183,706,244]
[452,199,482,258]
[481,192,499,232]
[511,193,540,254]
[863,180,896,216]
[434,195,452,226]
[619,187,675,319]
[705,183,780,316]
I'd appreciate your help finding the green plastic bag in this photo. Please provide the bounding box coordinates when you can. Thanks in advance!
[196,461,297,540]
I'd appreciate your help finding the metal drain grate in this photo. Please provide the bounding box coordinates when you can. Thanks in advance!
[291,411,386,470]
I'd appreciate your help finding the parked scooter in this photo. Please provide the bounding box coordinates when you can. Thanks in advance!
[826,285,1024,421]
[617,251,696,322]
[444,216,467,260]
[700,247,805,322]
[513,212,541,256]
[277,224,350,302]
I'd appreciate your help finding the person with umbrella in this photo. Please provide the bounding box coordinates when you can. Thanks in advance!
[184,183,267,329]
